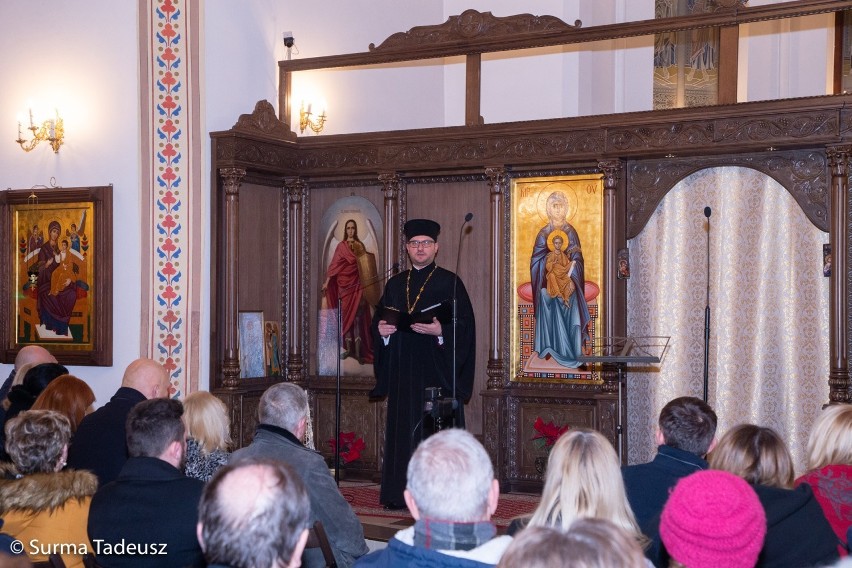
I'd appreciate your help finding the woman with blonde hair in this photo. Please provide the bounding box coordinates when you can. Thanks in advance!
[511,428,646,549]
[709,424,839,566]
[31,374,95,433]
[1,410,97,568]
[795,405,852,556]
[183,391,232,481]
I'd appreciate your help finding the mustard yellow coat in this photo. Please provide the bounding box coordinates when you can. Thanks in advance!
[0,466,97,568]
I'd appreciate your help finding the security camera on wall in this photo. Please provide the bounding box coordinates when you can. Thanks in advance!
[283,32,294,48]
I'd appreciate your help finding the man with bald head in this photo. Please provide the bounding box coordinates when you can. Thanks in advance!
[68,358,170,485]
[0,346,56,423]
[197,457,311,568]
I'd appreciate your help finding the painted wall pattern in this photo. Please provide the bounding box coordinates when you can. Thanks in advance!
[147,0,195,397]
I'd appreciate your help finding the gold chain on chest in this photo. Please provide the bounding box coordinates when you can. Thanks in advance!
[406,266,437,313]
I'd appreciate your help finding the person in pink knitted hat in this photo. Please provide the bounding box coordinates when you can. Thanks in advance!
[660,469,766,568]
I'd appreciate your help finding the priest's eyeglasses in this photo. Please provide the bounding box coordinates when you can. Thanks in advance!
[407,239,435,249]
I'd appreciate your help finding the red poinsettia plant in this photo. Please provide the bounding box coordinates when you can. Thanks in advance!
[328,431,366,465]
[531,417,570,453]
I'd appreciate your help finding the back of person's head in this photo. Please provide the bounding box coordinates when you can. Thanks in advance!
[406,428,494,522]
[709,423,794,488]
[498,521,646,568]
[184,391,232,455]
[198,457,310,568]
[5,410,72,474]
[121,358,170,399]
[5,363,69,419]
[806,404,852,471]
[658,396,717,455]
[126,398,185,459]
[31,374,95,433]
[14,345,57,370]
[529,428,641,536]
[258,383,307,433]
[660,469,766,568]
[2,363,37,411]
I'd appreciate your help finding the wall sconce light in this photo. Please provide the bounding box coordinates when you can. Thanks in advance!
[299,101,327,134]
[16,109,64,153]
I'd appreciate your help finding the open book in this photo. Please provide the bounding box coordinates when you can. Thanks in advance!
[377,300,452,330]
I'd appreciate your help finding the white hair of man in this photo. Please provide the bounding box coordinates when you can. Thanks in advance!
[258,383,307,433]
[406,428,494,522]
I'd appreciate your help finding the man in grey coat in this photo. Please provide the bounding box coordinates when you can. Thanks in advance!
[230,383,368,568]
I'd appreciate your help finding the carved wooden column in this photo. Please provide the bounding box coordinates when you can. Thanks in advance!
[285,177,307,383]
[485,167,508,388]
[483,166,508,484]
[378,173,402,269]
[826,145,851,403]
[220,168,245,388]
[598,160,622,394]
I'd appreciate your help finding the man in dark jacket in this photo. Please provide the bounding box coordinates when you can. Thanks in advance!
[67,358,170,485]
[622,396,718,567]
[88,397,204,568]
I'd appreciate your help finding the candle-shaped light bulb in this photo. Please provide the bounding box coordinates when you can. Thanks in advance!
[28,108,34,128]
[17,121,22,140]
[48,119,55,139]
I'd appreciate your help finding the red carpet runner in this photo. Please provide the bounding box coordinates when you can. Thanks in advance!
[341,483,539,528]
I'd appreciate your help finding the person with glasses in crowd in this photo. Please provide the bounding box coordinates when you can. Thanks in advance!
[371,218,476,511]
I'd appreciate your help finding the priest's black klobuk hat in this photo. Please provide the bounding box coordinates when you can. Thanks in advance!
[404,219,440,241]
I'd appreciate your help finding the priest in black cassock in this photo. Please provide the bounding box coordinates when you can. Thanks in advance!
[370,218,476,510]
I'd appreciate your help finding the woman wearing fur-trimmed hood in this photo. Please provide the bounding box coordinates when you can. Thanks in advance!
[0,410,97,568]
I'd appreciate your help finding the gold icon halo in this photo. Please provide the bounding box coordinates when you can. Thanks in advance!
[547,229,569,251]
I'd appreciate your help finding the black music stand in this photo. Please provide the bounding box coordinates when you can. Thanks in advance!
[578,336,670,462]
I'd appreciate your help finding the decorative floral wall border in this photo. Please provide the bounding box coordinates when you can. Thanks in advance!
[141,0,201,397]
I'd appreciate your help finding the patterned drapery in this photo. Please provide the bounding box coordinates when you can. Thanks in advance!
[626,167,829,474]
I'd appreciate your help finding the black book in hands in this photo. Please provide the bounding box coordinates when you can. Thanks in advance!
[377,300,452,331]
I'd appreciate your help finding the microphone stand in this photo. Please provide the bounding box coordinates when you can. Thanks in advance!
[451,213,473,427]
[331,261,398,485]
[703,207,711,403]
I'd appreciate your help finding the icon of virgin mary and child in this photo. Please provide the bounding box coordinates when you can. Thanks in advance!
[529,191,591,369]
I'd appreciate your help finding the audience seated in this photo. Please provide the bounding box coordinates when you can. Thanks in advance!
[31,374,95,433]
[511,428,646,551]
[660,469,765,568]
[2,364,36,416]
[87,398,204,568]
[183,391,231,482]
[795,404,852,557]
[0,410,97,568]
[498,519,646,568]
[197,457,311,568]
[0,346,57,424]
[67,358,170,485]
[356,428,512,568]
[4,363,70,421]
[622,397,716,566]
[0,363,69,461]
[230,383,368,568]
[709,424,840,567]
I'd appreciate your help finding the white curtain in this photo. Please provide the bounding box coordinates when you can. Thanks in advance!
[626,166,829,474]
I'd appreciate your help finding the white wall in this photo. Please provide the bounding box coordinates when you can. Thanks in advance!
[0,1,141,407]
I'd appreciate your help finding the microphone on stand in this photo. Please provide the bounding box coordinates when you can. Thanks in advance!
[450,212,473,427]
[703,206,711,403]
[422,213,472,440]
